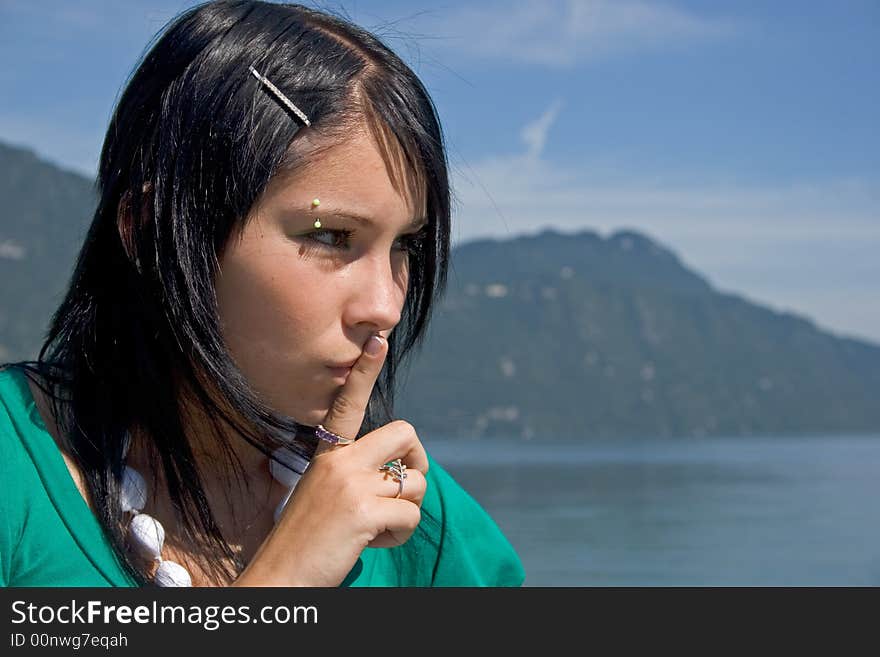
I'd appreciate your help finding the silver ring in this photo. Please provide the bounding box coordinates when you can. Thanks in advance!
[379,459,407,498]
[315,424,355,446]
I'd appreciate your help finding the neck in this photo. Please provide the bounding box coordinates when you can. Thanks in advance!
[175,368,274,483]
[126,379,284,546]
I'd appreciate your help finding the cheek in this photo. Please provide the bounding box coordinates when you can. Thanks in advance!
[215,243,326,377]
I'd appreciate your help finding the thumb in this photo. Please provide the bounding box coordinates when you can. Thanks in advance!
[314,333,387,456]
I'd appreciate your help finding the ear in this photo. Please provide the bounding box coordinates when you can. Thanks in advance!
[116,182,153,267]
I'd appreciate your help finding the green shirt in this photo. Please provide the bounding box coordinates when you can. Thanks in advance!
[0,367,524,587]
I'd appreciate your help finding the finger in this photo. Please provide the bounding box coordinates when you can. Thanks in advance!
[376,466,427,504]
[353,420,429,475]
[368,498,423,548]
[315,333,387,456]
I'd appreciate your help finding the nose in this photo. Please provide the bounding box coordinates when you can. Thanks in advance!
[341,251,406,333]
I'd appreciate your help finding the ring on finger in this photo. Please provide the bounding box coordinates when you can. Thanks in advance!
[379,459,407,498]
[315,424,355,446]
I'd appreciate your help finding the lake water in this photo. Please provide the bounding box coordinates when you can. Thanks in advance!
[425,434,880,586]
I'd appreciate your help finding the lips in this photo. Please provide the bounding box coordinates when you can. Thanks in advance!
[328,358,358,369]
[326,356,358,381]
[326,364,353,382]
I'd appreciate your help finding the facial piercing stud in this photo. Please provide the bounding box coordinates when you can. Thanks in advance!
[311,198,321,228]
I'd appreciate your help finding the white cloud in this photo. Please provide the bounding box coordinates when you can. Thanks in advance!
[421,0,744,67]
[521,100,564,160]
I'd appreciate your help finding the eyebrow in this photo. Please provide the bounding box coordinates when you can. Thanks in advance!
[312,208,428,232]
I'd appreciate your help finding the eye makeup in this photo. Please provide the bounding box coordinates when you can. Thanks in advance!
[302,225,427,255]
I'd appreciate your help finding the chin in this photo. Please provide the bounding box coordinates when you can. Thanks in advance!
[287,407,328,427]
[257,380,333,426]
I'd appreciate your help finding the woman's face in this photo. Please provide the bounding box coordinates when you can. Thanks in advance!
[215,128,425,425]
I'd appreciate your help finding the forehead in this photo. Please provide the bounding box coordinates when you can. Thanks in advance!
[265,125,427,223]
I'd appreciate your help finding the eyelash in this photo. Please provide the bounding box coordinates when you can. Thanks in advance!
[305,228,427,255]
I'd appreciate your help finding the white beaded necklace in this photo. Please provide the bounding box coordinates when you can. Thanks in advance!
[120,446,309,587]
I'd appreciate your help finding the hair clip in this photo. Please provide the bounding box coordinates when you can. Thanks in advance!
[249,65,311,127]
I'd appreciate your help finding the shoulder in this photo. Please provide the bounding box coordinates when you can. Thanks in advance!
[0,366,45,585]
[411,451,525,586]
[0,366,91,508]
[0,365,50,496]
[0,366,40,484]
[0,366,131,587]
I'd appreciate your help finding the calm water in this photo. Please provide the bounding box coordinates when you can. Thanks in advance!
[425,434,880,586]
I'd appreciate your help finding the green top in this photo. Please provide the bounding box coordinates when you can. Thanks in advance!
[0,367,524,587]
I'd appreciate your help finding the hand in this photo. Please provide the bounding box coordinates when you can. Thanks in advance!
[233,333,429,587]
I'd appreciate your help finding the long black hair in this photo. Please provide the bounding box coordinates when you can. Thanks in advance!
[4,0,450,585]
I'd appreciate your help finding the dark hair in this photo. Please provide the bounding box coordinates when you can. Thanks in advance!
[5,0,450,585]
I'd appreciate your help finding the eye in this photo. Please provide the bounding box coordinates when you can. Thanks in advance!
[306,228,354,250]
[394,228,428,255]
[303,226,428,255]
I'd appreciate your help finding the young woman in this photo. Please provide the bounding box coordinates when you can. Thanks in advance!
[0,0,524,587]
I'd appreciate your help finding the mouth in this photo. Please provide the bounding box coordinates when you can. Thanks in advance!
[326,365,353,381]
[326,357,358,380]
[328,358,359,369]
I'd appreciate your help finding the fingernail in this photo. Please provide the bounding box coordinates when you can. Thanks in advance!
[365,335,384,356]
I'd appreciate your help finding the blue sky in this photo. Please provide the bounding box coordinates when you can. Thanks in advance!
[1,0,878,342]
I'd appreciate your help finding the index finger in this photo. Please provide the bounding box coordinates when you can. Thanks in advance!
[315,333,387,456]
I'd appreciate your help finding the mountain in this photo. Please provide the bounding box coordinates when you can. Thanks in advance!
[395,229,880,438]
[0,142,96,361]
[2,140,879,439]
